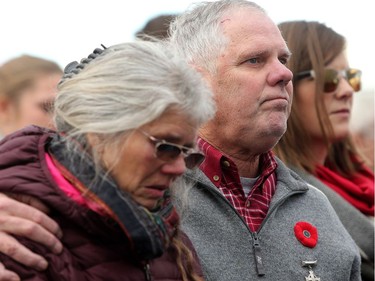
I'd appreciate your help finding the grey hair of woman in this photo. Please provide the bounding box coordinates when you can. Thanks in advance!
[168,0,265,74]
[54,40,215,165]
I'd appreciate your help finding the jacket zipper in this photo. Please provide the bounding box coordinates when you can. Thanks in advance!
[252,232,265,276]
[203,184,305,276]
[251,193,302,276]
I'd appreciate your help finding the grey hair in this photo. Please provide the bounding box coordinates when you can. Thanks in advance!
[169,0,265,74]
[55,41,215,140]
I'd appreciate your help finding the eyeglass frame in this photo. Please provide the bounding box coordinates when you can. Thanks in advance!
[295,68,362,93]
[138,130,205,169]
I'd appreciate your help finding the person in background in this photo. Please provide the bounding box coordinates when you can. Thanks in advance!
[0,41,215,281]
[273,20,374,280]
[0,1,363,280]
[0,55,62,137]
[135,14,177,41]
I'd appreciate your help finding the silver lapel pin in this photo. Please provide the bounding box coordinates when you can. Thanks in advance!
[302,260,321,281]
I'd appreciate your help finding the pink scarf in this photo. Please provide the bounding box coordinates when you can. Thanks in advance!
[315,165,374,216]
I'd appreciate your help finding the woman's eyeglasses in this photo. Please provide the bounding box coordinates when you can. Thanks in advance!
[139,130,205,169]
[295,68,361,93]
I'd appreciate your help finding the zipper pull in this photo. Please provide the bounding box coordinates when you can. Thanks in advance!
[143,262,153,281]
[252,232,265,276]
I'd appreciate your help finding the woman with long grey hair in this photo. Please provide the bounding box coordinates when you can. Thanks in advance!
[0,40,215,281]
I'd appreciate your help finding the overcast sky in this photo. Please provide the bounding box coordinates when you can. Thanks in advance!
[1,0,374,92]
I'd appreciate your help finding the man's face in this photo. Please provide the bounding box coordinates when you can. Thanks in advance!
[200,8,293,159]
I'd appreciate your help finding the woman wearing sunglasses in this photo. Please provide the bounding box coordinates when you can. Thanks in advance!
[273,20,374,280]
[0,41,215,281]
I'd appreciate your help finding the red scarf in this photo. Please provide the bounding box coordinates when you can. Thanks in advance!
[315,165,374,216]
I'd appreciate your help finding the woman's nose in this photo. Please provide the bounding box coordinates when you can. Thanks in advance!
[161,155,187,176]
[336,78,355,98]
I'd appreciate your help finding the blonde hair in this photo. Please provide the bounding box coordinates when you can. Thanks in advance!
[0,55,62,103]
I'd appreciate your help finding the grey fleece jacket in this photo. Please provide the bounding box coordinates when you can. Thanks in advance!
[177,158,361,281]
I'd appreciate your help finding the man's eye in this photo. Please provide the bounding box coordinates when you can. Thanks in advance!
[279,57,288,65]
[247,58,260,64]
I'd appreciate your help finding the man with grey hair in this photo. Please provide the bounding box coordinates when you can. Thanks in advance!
[168,0,361,280]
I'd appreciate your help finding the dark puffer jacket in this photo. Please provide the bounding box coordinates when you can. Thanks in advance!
[0,126,203,281]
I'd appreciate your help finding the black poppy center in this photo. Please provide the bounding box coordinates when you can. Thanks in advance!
[303,230,311,238]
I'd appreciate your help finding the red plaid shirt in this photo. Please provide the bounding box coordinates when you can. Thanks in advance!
[198,137,277,232]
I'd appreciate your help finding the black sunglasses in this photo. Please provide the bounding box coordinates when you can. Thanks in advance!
[139,130,205,169]
[295,68,361,93]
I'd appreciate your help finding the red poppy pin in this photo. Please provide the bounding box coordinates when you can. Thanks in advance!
[294,221,318,248]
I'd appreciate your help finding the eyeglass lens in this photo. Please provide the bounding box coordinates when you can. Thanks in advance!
[155,143,182,161]
[155,143,204,169]
[324,69,361,92]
